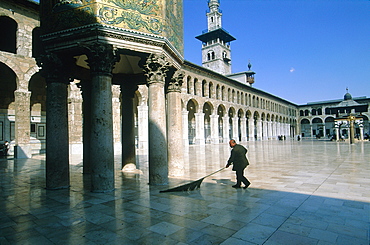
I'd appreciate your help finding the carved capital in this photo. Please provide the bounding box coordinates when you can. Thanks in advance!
[167,70,184,93]
[79,42,120,76]
[144,54,170,85]
[36,52,70,83]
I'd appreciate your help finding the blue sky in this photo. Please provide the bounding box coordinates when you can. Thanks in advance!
[184,0,370,105]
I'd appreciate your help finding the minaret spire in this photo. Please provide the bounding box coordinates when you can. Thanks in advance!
[196,0,236,75]
[207,0,222,31]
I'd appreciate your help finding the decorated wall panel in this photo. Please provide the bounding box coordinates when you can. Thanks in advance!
[41,0,183,55]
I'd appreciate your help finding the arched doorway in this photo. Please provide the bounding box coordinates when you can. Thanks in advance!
[312,117,324,138]
[217,105,225,143]
[203,102,212,143]
[0,63,17,147]
[187,100,197,144]
[300,118,310,137]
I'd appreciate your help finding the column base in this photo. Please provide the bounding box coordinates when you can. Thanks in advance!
[14,145,32,158]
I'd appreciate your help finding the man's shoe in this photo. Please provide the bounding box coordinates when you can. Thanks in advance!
[243,184,250,189]
[232,185,241,188]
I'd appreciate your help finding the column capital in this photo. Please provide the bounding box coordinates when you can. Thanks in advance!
[144,54,170,85]
[167,70,184,93]
[36,52,71,83]
[79,42,120,76]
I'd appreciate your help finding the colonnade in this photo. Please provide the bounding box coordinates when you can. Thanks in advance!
[134,106,294,147]
[38,42,184,192]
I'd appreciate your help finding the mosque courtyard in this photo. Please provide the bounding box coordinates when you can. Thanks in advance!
[0,140,369,244]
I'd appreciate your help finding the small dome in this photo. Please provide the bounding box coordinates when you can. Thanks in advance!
[344,92,352,100]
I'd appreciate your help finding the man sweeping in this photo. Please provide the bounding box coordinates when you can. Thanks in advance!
[225,139,251,189]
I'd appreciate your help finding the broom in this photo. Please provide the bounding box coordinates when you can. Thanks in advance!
[160,167,226,193]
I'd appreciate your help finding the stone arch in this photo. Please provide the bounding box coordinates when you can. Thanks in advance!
[193,78,199,96]
[312,117,324,137]
[29,72,46,112]
[202,79,207,97]
[0,62,17,110]
[216,84,220,100]
[228,107,236,139]
[217,104,226,141]
[221,85,225,100]
[300,118,311,137]
[186,75,191,94]
[324,116,335,136]
[237,108,244,141]
[186,99,199,144]
[253,111,260,140]
[203,102,214,143]
[209,81,214,99]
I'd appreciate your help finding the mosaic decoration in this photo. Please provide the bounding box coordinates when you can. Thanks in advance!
[98,0,162,35]
[163,0,183,55]
[41,0,183,55]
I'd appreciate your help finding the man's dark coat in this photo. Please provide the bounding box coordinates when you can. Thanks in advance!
[227,144,249,171]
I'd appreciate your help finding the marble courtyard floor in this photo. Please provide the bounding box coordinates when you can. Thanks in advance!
[0,140,369,244]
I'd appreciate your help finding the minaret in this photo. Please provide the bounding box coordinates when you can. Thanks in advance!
[196,0,236,75]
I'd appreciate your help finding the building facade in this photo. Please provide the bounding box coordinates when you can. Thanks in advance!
[298,94,370,140]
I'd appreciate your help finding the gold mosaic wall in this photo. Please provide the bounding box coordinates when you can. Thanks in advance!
[41,0,183,55]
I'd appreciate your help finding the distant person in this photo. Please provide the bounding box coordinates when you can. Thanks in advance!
[225,139,251,189]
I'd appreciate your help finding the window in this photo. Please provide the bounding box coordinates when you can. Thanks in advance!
[0,17,17,54]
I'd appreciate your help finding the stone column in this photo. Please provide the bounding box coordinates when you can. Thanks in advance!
[232,117,238,140]
[261,121,265,140]
[182,110,189,146]
[14,90,32,158]
[144,54,170,185]
[82,42,119,192]
[112,86,121,152]
[248,118,254,141]
[223,116,229,143]
[37,52,70,189]
[360,126,364,140]
[257,119,262,140]
[240,118,247,142]
[167,70,184,177]
[137,105,149,149]
[121,82,138,171]
[195,112,205,145]
[210,114,219,144]
[80,80,92,174]
[268,121,272,140]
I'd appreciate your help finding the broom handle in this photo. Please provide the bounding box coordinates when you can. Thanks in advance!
[201,167,226,179]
